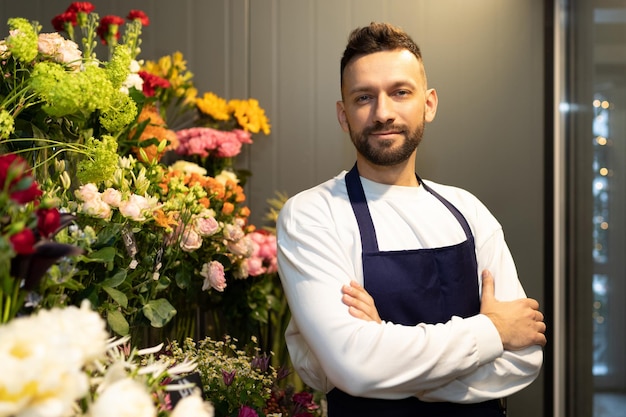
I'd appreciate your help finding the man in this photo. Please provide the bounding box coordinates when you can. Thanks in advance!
[276,22,546,416]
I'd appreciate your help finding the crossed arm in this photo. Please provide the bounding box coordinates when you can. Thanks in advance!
[342,269,547,351]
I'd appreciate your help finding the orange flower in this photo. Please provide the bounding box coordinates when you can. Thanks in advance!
[205,178,226,200]
[198,197,211,208]
[131,105,179,163]
[239,206,251,218]
[154,209,178,230]
[234,185,246,203]
[221,202,234,215]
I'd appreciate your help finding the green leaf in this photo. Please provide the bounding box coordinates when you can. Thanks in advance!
[83,247,117,263]
[100,270,127,288]
[102,286,128,308]
[142,298,176,328]
[107,309,129,336]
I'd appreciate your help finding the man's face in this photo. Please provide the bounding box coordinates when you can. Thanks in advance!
[337,49,437,166]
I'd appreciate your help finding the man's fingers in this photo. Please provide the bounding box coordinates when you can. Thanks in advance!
[481,270,495,302]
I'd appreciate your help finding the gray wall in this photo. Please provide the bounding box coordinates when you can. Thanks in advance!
[1,1,546,415]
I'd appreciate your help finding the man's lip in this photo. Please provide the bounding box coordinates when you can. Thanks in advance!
[370,131,401,136]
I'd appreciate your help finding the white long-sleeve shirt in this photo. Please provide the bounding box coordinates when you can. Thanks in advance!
[277,170,543,402]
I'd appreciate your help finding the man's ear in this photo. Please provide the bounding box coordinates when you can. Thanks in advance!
[424,88,438,123]
[336,100,350,132]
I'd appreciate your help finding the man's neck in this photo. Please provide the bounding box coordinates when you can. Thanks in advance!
[355,158,419,187]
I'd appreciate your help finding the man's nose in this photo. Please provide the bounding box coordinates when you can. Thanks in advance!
[373,94,395,124]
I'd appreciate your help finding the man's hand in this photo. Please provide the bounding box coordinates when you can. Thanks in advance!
[341,281,382,323]
[480,270,547,350]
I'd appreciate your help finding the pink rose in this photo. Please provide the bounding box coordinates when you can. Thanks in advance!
[195,216,219,237]
[201,261,226,292]
[180,228,202,252]
[246,256,265,276]
[227,236,253,257]
[222,223,244,241]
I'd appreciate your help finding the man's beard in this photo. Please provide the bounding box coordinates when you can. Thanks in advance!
[349,119,424,166]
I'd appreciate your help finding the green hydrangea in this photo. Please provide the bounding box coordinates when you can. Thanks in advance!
[30,62,117,119]
[106,45,132,89]
[99,90,137,134]
[7,18,39,63]
[80,65,115,113]
[77,135,119,184]
[30,62,84,117]
[0,110,15,139]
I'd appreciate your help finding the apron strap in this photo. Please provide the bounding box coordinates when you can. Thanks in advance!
[416,174,474,241]
[346,164,379,252]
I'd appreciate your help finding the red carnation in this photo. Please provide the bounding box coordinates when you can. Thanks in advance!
[66,2,95,14]
[96,15,125,45]
[127,10,150,26]
[139,71,171,97]
[37,207,61,238]
[51,11,77,32]
[10,229,36,255]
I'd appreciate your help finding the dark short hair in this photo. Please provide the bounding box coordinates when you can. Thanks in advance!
[340,22,423,87]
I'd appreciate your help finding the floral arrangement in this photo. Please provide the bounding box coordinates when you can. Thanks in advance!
[0,3,314,416]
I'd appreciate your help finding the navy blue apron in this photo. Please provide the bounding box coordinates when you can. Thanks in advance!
[325,164,504,416]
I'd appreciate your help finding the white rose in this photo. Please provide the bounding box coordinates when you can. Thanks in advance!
[170,390,214,417]
[101,188,122,207]
[81,198,112,219]
[75,183,100,202]
[89,378,156,417]
[214,169,239,185]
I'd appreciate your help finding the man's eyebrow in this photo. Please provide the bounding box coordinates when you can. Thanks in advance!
[346,80,418,96]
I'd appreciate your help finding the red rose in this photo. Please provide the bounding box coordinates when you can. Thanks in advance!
[96,15,125,45]
[66,2,95,14]
[37,207,61,238]
[10,229,36,255]
[0,154,42,204]
[10,178,42,204]
[0,154,23,186]
[52,11,77,32]
[127,10,150,26]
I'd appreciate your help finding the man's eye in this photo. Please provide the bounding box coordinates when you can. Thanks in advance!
[355,95,371,103]
[396,90,410,97]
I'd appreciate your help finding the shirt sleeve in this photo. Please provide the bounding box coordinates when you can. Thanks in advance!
[277,192,507,400]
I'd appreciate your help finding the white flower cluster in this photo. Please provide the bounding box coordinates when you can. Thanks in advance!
[0,302,215,417]
[0,301,108,417]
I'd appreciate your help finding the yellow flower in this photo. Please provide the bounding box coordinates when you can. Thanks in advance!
[228,98,271,134]
[196,92,231,121]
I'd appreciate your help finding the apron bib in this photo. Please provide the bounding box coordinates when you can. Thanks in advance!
[326,164,504,417]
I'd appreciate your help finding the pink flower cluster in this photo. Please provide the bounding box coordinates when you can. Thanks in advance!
[246,230,277,277]
[175,127,252,158]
